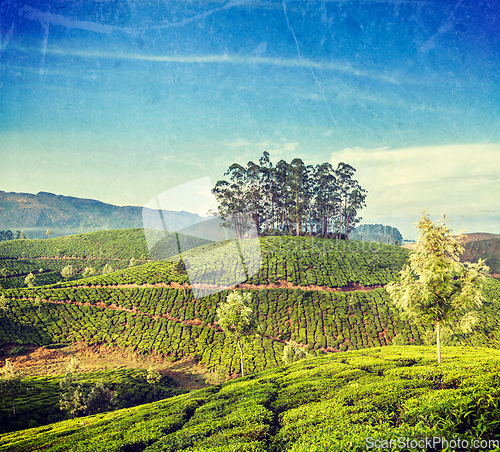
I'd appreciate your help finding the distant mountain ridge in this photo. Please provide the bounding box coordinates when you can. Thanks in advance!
[0,191,205,239]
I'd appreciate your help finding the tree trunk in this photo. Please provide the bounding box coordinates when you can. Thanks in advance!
[296,198,300,237]
[436,322,441,364]
[237,339,244,377]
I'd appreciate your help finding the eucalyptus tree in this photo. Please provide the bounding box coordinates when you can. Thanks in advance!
[274,159,293,232]
[212,163,250,237]
[82,266,96,278]
[282,340,308,365]
[61,265,74,282]
[258,151,276,231]
[245,160,265,232]
[146,367,162,400]
[336,162,367,239]
[59,357,86,418]
[313,162,339,236]
[0,294,9,317]
[102,263,114,275]
[288,158,313,236]
[212,152,367,239]
[0,360,21,416]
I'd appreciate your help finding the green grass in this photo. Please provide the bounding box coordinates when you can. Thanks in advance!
[1,346,499,451]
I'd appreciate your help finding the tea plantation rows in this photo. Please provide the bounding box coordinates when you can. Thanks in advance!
[0,258,142,289]
[0,368,186,434]
[2,233,500,376]
[0,229,211,289]
[54,236,411,290]
[0,229,152,260]
[247,236,410,287]
[1,346,499,452]
[56,260,185,287]
[0,296,283,374]
[4,276,500,374]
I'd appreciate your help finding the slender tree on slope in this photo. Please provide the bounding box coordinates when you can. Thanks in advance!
[386,212,489,363]
[0,360,21,417]
[24,272,35,288]
[216,291,258,377]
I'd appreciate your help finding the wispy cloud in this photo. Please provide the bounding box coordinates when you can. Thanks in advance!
[17,2,244,35]
[19,5,115,35]
[332,143,500,235]
[14,44,401,85]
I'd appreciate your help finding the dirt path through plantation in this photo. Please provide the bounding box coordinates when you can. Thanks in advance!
[68,279,384,293]
[20,296,220,330]
[14,295,295,351]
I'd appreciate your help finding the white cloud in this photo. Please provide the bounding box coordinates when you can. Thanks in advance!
[270,142,299,155]
[332,143,500,237]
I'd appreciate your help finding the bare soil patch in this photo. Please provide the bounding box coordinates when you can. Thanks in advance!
[0,343,212,390]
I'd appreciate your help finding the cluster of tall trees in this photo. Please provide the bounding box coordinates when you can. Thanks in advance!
[211,152,367,239]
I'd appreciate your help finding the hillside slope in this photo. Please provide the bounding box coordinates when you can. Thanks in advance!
[1,346,499,452]
[0,229,211,289]
[57,236,409,289]
[2,236,499,376]
[462,236,500,275]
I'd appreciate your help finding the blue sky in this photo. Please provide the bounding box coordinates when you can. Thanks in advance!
[1,0,499,238]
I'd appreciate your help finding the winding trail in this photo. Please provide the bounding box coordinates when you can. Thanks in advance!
[10,278,386,350]
[68,279,384,293]
[15,296,301,346]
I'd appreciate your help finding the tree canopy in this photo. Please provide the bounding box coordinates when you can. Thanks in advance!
[387,212,489,363]
[211,152,367,239]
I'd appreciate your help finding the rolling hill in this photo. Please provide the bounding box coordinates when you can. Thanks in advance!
[1,346,500,451]
[1,231,500,448]
[2,233,499,380]
[0,229,211,289]
[461,235,500,276]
